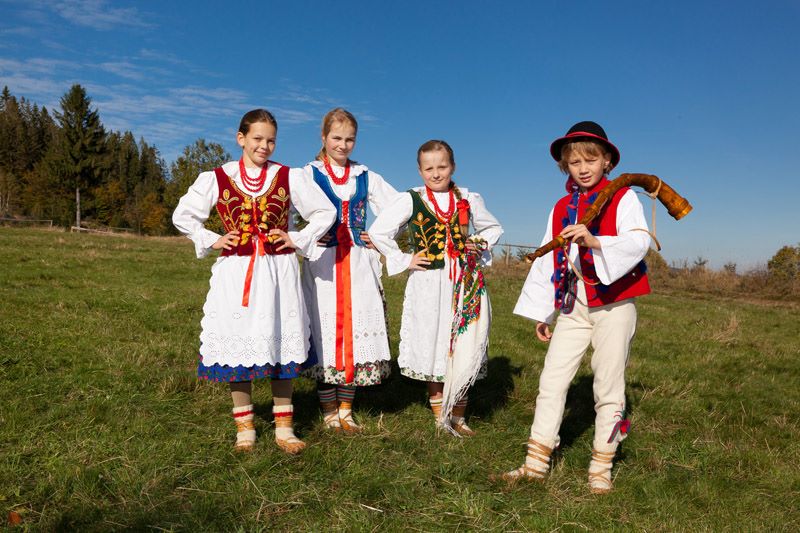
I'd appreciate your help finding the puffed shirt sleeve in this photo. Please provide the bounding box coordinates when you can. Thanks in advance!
[367,192,414,276]
[513,208,558,324]
[367,171,400,215]
[288,167,337,258]
[593,189,652,285]
[468,192,503,266]
[172,171,222,259]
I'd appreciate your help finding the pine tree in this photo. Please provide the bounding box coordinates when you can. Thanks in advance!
[51,84,106,228]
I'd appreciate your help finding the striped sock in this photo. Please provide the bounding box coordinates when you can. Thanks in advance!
[451,395,469,425]
[337,385,360,431]
[450,396,476,436]
[232,404,256,450]
[318,386,340,428]
[273,404,295,440]
[429,397,443,419]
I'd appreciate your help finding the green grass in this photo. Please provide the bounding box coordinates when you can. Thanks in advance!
[1,227,799,531]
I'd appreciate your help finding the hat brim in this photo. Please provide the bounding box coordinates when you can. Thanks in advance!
[550,131,620,167]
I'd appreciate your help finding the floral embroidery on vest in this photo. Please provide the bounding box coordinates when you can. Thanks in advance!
[214,164,291,256]
[408,190,465,270]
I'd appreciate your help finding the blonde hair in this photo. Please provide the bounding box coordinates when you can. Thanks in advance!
[557,141,614,175]
[316,108,358,161]
[417,140,468,231]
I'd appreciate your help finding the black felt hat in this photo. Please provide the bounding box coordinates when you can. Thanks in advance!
[549,121,620,167]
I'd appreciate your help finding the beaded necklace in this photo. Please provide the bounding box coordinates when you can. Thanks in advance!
[323,155,350,185]
[238,158,268,194]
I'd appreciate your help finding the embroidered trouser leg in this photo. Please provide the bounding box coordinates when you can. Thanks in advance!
[529,281,636,452]
[589,297,636,453]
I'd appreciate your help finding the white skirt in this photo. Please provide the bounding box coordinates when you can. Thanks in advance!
[398,256,489,382]
[302,245,391,382]
[199,253,310,368]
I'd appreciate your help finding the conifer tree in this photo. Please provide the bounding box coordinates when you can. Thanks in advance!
[52,84,106,227]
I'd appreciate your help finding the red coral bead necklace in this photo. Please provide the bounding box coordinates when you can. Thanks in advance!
[425,186,455,222]
[323,154,350,185]
[239,158,268,194]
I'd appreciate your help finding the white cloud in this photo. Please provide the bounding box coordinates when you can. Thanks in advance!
[52,0,152,31]
[98,61,148,81]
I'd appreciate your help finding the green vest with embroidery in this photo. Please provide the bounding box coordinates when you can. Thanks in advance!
[407,189,466,270]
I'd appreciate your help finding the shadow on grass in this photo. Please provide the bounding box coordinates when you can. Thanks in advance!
[470,355,522,420]
[260,353,523,433]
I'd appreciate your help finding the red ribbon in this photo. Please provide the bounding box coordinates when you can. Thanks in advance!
[334,201,355,383]
[241,197,269,308]
[241,231,267,307]
[456,198,470,226]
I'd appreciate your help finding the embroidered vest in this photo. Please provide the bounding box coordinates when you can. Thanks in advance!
[311,165,369,247]
[214,163,292,257]
[551,178,650,309]
[407,189,466,270]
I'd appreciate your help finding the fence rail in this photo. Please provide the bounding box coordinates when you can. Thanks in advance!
[497,242,538,265]
[70,225,136,235]
[0,217,53,228]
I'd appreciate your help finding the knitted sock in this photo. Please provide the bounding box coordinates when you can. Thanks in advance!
[318,386,340,429]
[450,396,476,436]
[273,404,305,454]
[429,397,443,421]
[232,404,256,451]
[588,449,615,494]
[337,385,360,432]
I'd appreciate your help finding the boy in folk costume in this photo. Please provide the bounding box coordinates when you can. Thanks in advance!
[301,108,399,431]
[501,121,651,493]
[173,109,336,454]
[369,140,503,435]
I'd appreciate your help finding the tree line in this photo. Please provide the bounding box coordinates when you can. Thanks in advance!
[0,84,230,234]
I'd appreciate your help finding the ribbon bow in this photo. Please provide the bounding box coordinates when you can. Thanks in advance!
[456,199,470,226]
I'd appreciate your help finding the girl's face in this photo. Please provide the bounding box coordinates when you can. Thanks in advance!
[237,121,276,167]
[322,120,356,166]
[566,149,610,191]
[418,149,454,192]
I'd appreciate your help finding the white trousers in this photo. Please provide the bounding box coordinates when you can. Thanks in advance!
[529,280,637,453]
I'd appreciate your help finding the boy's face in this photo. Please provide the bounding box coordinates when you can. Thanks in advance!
[418,149,454,192]
[237,121,276,167]
[565,146,610,191]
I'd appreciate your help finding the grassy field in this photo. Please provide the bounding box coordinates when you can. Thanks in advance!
[1,227,799,531]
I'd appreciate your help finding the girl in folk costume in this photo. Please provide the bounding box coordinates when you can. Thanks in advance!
[500,121,651,493]
[301,108,399,432]
[369,140,503,436]
[172,109,336,454]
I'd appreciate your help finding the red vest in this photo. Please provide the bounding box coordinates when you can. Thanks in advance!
[214,163,292,256]
[551,178,650,308]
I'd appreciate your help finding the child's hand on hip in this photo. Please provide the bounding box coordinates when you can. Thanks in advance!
[268,229,296,251]
[408,249,431,271]
[212,230,240,250]
[360,232,376,249]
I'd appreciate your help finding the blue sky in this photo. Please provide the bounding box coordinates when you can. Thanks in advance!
[2,0,798,268]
